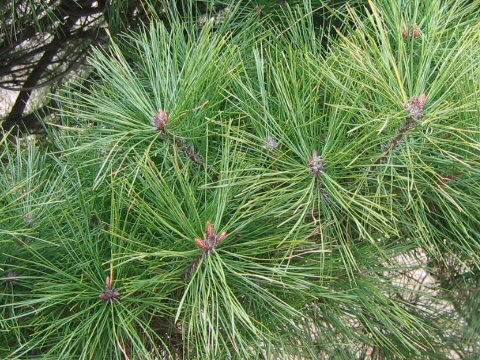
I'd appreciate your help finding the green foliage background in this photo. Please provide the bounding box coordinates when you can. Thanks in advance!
[1,0,480,358]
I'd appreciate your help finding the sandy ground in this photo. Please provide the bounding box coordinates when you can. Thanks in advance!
[0,88,16,118]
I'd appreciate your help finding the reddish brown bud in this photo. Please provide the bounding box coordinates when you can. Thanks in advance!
[404,93,428,120]
[195,222,227,252]
[216,232,228,245]
[308,150,326,175]
[206,221,215,240]
[411,25,421,38]
[195,238,207,249]
[417,93,427,107]
[99,289,122,301]
[402,24,422,39]
[152,110,170,132]
[99,275,121,302]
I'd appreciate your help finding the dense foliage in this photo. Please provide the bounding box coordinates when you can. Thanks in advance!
[0,0,342,131]
[1,1,480,358]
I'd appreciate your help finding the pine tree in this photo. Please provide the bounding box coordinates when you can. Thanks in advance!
[1,1,480,358]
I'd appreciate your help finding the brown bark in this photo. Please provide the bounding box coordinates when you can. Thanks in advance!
[1,0,107,131]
